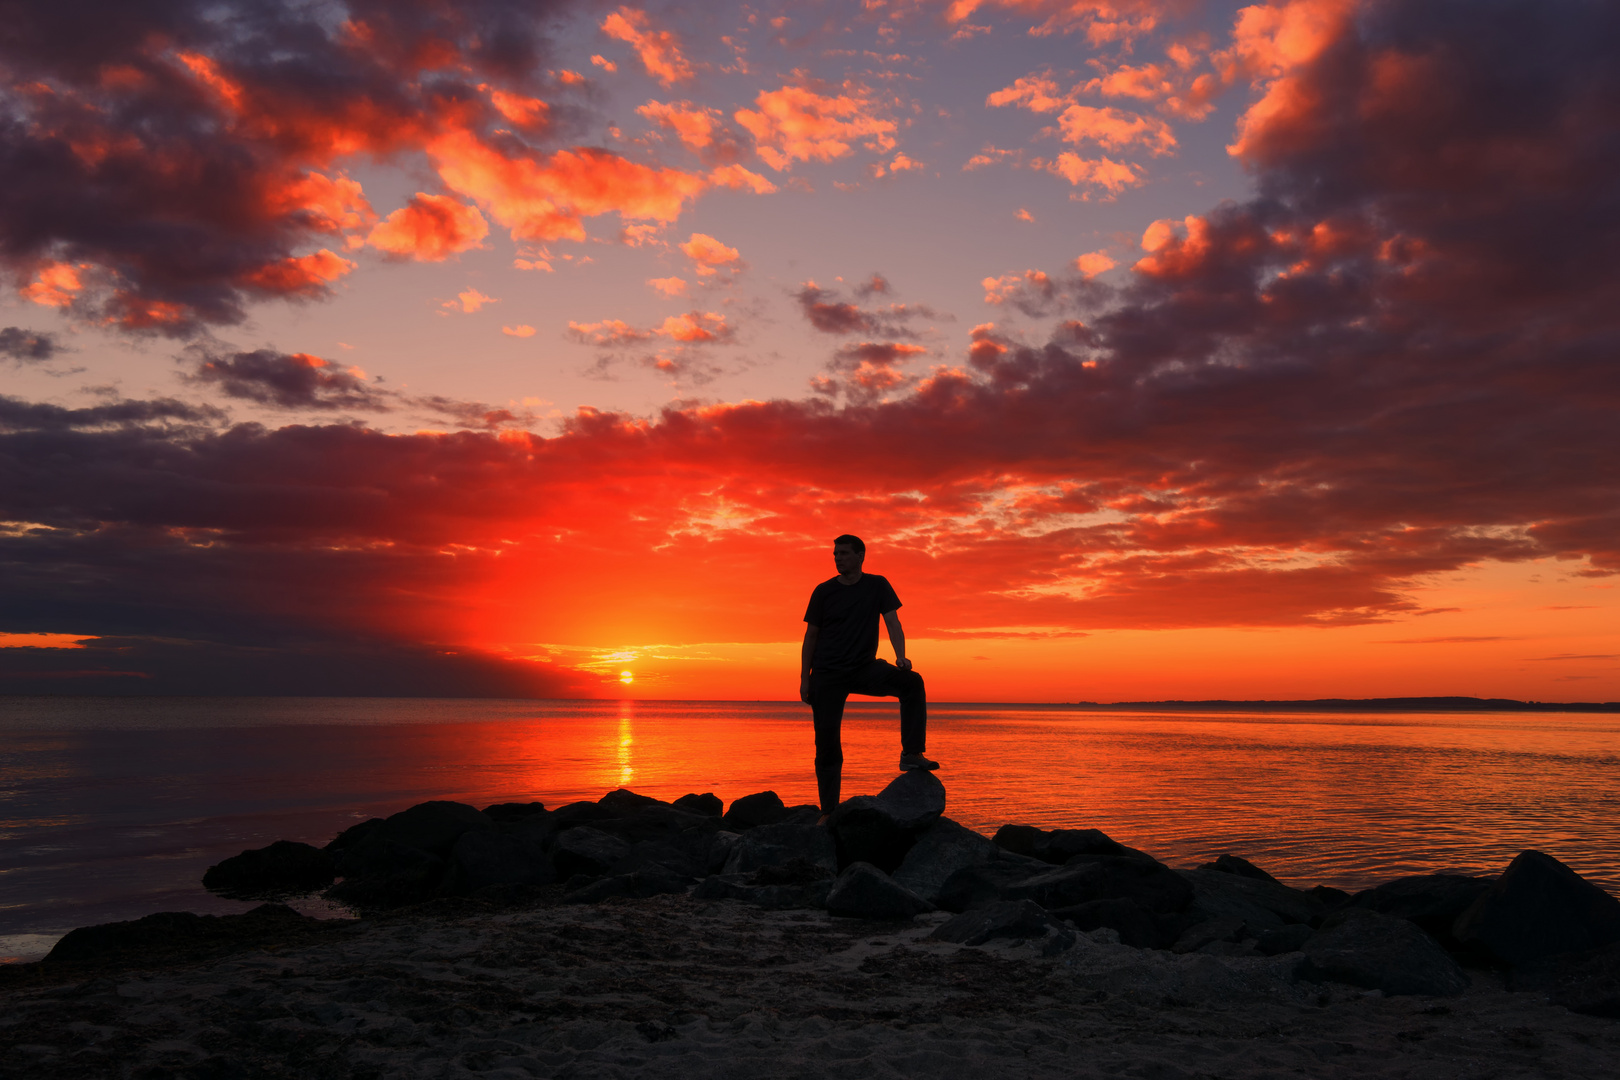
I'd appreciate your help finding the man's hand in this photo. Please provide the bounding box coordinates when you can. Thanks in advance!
[800,673,812,704]
[895,657,912,671]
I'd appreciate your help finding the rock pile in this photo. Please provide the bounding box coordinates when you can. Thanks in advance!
[192,774,1620,1013]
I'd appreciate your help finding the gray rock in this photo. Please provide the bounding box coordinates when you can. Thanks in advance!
[361,801,493,859]
[722,791,788,831]
[1049,897,1166,949]
[825,862,933,920]
[1173,915,1247,954]
[550,826,632,879]
[931,899,1077,955]
[936,852,1053,912]
[203,840,334,898]
[705,831,742,874]
[1179,868,1320,928]
[1200,854,1280,884]
[1453,850,1620,967]
[325,839,445,908]
[723,822,837,875]
[828,770,946,872]
[1257,923,1315,955]
[893,817,1000,905]
[612,838,703,878]
[440,829,555,895]
[1007,857,1193,914]
[993,824,1151,864]
[1350,874,1491,946]
[673,792,723,817]
[1302,908,1469,996]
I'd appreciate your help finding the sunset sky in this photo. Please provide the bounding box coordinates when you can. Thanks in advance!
[2,0,1616,702]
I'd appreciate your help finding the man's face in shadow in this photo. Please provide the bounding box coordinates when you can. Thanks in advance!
[833,542,865,577]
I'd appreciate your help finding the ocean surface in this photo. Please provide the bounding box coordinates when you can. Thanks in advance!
[3,697,1617,962]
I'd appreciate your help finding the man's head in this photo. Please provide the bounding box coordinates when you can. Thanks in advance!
[832,534,865,576]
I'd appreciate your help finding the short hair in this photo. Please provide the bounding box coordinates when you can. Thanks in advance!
[832,533,865,553]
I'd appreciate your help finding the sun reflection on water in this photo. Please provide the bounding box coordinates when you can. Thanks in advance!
[616,702,634,788]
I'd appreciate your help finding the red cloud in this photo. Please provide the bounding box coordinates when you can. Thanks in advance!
[601,6,694,86]
[367,195,490,261]
[736,85,898,171]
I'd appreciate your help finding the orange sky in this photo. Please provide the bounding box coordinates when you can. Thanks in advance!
[1,0,1617,701]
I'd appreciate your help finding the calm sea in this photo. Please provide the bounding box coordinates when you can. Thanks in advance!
[2,697,1617,962]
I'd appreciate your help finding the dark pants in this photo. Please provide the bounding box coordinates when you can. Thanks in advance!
[809,659,927,813]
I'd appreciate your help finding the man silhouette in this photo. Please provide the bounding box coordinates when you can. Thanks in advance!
[800,534,938,822]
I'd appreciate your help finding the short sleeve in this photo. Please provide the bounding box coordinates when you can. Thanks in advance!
[804,585,824,625]
[877,576,901,612]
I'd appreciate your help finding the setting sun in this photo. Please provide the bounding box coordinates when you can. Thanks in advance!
[619,670,634,685]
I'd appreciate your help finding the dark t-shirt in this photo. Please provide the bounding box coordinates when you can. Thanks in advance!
[803,573,902,673]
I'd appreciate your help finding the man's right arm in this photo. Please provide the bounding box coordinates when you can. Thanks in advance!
[800,624,819,704]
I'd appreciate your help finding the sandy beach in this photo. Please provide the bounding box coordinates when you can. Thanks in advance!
[3,889,1617,1080]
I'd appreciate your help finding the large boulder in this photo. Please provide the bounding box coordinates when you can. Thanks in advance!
[1302,908,1469,996]
[825,862,933,920]
[325,839,445,907]
[591,803,720,846]
[440,829,555,895]
[43,904,335,967]
[1200,854,1280,884]
[674,792,724,817]
[892,818,1000,905]
[993,824,1150,865]
[563,865,693,904]
[1453,850,1620,967]
[723,822,837,875]
[550,826,632,879]
[203,840,334,898]
[827,770,946,872]
[693,865,834,910]
[598,788,665,814]
[931,899,1077,954]
[482,801,548,824]
[1050,897,1167,949]
[1350,874,1491,947]
[357,801,493,860]
[721,791,788,831]
[1006,857,1193,915]
[1178,868,1320,929]
[935,853,1054,913]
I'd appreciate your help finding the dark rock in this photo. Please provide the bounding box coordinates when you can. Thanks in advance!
[825,862,933,920]
[563,865,692,904]
[1350,874,1491,947]
[781,804,823,825]
[1172,915,1247,954]
[613,839,704,879]
[43,904,338,968]
[827,770,946,872]
[440,829,555,895]
[936,853,1053,913]
[1050,897,1166,949]
[673,792,723,817]
[1452,850,1620,967]
[1309,885,1353,910]
[550,826,632,879]
[203,840,334,898]
[1257,923,1315,955]
[893,818,1000,905]
[598,788,665,814]
[723,822,837,875]
[360,801,494,860]
[591,804,719,846]
[1178,868,1320,929]
[326,839,445,907]
[750,858,834,887]
[1302,908,1470,996]
[1201,854,1280,884]
[482,802,548,823]
[692,873,833,910]
[721,791,788,831]
[931,899,1077,954]
[1513,942,1620,1017]
[1006,857,1194,914]
[993,824,1150,865]
[543,800,620,832]
[324,817,385,853]
[705,831,742,874]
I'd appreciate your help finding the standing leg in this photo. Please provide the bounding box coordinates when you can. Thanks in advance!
[851,660,928,755]
[809,673,851,813]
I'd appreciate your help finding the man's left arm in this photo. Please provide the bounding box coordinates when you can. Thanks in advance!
[881,609,911,671]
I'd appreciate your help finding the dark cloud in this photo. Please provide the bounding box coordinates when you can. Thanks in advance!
[0,326,62,362]
[185,347,389,411]
[794,281,939,338]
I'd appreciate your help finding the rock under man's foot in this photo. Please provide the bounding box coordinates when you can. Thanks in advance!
[898,752,940,771]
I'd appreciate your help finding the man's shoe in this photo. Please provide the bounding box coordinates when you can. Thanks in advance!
[898,752,940,771]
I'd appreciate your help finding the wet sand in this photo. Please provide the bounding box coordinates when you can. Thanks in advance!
[2,892,1615,1079]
